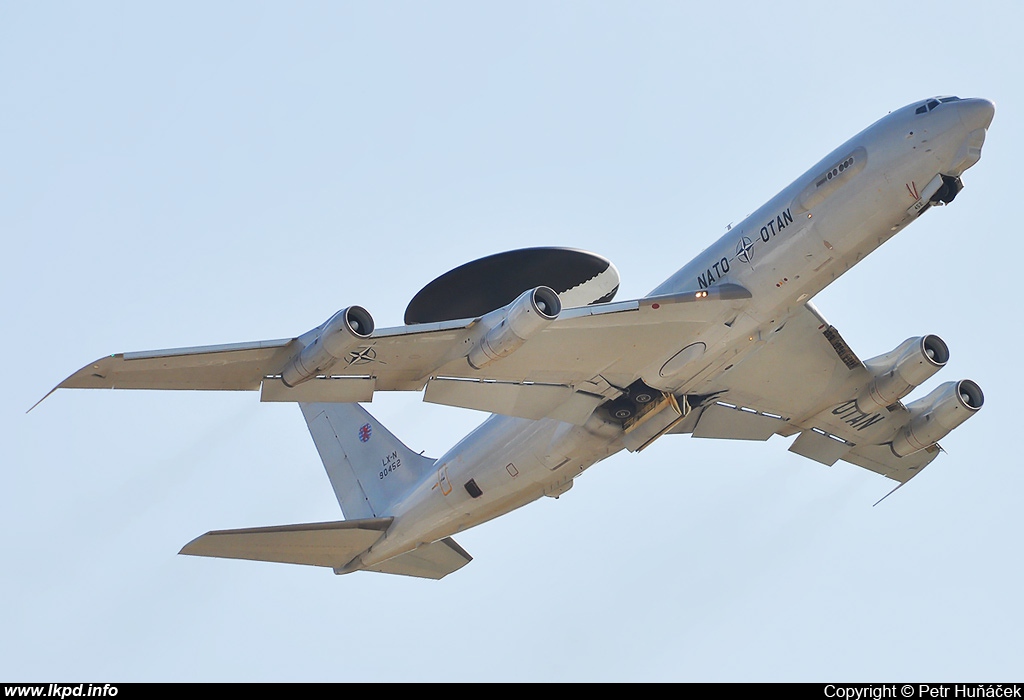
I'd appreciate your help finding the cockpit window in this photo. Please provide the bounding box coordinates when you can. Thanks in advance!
[916,96,960,115]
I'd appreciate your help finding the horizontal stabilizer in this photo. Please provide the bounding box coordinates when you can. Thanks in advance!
[179,517,392,568]
[364,538,473,579]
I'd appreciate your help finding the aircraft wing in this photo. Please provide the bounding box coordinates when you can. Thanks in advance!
[52,285,753,424]
[57,338,300,391]
[667,302,962,483]
[51,287,977,482]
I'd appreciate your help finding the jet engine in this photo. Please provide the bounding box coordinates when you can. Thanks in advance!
[280,306,375,387]
[890,379,984,457]
[467,286,561,370]
[856,335,949,413]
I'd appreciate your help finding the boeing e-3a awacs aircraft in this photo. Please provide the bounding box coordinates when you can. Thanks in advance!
[46,96,994,579]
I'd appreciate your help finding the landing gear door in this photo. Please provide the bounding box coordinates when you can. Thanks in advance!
[622,394,689,453]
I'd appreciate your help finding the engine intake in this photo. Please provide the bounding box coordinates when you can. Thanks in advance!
[280,306,375,387]
[467,287,561,370]
[856,335,949,413]
[891,379,984,457]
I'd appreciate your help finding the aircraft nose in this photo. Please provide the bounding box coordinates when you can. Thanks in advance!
[958,98,995,131]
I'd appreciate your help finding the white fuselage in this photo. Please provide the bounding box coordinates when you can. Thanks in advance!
[357,98,994,568]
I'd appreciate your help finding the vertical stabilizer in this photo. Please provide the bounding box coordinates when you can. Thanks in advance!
[299,403,435,519]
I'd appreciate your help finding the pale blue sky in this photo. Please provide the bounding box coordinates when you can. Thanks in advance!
[3,1,1022,681]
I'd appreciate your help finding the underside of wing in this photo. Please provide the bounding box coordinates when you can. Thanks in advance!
[58,339,298,391]
[670,302,982,483]
[47,284,753,427]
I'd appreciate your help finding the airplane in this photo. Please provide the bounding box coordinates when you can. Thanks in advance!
[42,96,994,579]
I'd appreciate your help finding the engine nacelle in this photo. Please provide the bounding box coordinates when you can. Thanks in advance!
[855,335,949,413]
[467,286,561,370]
[891,379,984,457]
[280,306,375,387]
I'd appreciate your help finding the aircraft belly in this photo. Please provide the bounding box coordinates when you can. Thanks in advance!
[432,416,621,511]
[368,415,624,563]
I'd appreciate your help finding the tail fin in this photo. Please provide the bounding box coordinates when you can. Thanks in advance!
[299,402,435,519]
